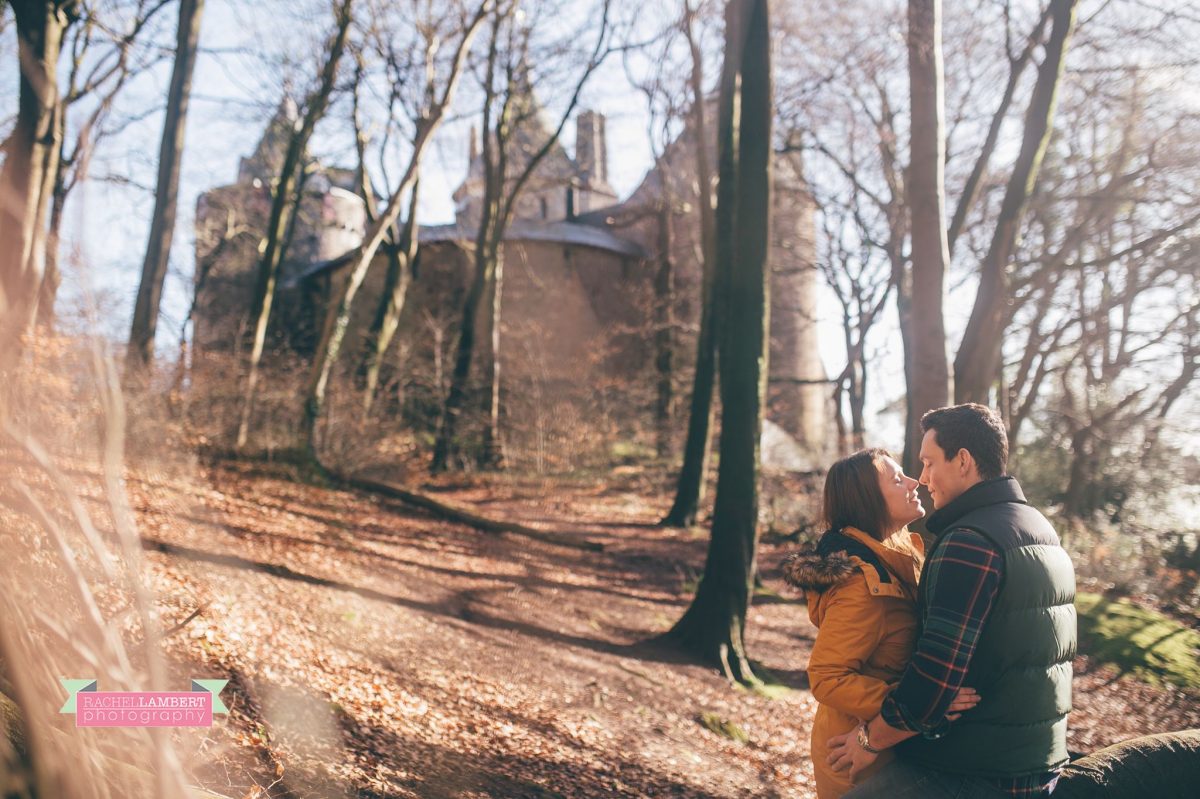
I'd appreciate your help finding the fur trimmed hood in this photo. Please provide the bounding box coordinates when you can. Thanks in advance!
[780,543,859,592]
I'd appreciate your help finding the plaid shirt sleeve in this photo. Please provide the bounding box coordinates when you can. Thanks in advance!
[880,528,1003,736]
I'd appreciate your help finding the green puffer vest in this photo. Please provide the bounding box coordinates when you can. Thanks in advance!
[899,477,1077,777]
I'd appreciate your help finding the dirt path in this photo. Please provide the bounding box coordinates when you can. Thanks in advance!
[8,453,1198,798]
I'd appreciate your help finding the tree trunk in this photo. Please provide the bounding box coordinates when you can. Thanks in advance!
[433,216,499,472]
[903,0,951,462]
[954,0,1077,405]
[662,0,771,685]
[660,0,719,527]
[479,245,506,469]
[38,142,67,330]
[0,0,76,376]
[237,0,353,450]
[361,181,419,415]
[947,4,1052,255]
[1062,426,1095,520]
[124,0,204,382]
[654,203,675,459]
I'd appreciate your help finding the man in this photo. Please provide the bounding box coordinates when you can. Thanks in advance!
[829,403,1076,798]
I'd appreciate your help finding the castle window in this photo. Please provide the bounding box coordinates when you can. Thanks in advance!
[539,196,548,219]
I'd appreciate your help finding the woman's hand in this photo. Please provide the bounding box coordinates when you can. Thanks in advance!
[946,686,980,721]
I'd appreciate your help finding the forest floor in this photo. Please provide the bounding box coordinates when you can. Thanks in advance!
[7,453,1200,798]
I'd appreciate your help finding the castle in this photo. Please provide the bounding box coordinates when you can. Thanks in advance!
[193,98,830,469]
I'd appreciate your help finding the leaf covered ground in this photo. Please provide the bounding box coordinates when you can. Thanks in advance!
[5,453,1200,798]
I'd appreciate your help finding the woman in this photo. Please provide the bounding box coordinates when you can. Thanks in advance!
[782,448,975,798]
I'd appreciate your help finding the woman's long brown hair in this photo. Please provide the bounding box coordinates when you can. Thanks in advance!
[821,447,892,540]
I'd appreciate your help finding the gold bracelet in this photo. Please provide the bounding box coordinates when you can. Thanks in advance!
[856,722,881,754]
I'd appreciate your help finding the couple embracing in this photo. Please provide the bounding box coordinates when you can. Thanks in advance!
[783,403,1077,798]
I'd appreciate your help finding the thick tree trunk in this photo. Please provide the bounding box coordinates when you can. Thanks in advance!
[236,0,353,450]
[660,0,719,526]
[954,0,1077,405]
[654,204,675,459]
[663,0,771,685]
[903,0,951,464]
[125,0,204,381]
[0,1,76,376]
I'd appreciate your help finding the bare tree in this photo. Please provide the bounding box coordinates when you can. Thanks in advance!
[296,0,493,460]
[662,0,720,527]
[998,63,1200,520]
[125,0,205,381]
[954,0,1078,405]
[812,187,894,453]
[42,0,172,330]
[0,0,80,376]
[660,0,771,685]
[235,0,354,450]
[430,0,615,472]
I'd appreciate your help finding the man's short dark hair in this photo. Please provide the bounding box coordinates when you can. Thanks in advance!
[920,403,1008,480]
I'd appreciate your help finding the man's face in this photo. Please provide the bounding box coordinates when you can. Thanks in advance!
[918,429,974,509]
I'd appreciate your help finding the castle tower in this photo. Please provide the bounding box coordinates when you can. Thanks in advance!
[574,110,617,213]
[238,97,299,185]
[769,147,830,463]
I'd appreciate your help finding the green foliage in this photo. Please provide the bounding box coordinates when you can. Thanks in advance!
[697,711,749,744]
[741,663,796,699]
[1076,591,1200,690]
[609,439,657,463]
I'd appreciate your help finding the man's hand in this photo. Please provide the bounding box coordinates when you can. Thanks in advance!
[946,686,979,721]
[826,727,878,782]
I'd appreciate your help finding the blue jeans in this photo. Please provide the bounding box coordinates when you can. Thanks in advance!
[842,758,1009,798]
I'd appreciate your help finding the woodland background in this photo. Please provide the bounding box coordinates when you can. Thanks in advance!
[0,0,1198,797]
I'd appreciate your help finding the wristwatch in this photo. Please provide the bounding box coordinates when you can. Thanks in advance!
[857,722,882,754]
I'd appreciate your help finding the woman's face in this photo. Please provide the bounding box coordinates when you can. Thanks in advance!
[876,456,923,531]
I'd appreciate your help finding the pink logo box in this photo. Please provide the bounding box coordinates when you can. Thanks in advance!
[76,691,213,728]
[61,679,229,728]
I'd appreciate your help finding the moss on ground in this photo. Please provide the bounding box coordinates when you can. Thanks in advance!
[1075,591,1200,690]
[698,711,750,744]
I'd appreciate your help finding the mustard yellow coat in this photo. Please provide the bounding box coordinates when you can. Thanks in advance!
[782,527,924,798]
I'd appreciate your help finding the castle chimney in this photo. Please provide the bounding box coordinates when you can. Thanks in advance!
[468,125,478,163]
[575,110,607,185]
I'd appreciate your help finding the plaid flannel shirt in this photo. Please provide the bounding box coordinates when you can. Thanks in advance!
[880,528,1059,798]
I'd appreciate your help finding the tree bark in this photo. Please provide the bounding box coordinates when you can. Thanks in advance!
[903,0,951,465]
[954,0,1077,405]
[0,0,77,376]
[236,0,353,450]
[125,0,204,381]
[479,244,505,469]
[662,0,771,685]
[654,203,675,459]
[660,0,718,526]
[433,209,499,472]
